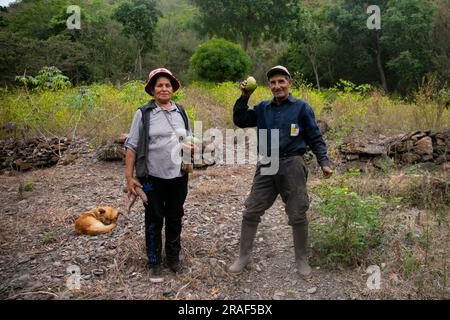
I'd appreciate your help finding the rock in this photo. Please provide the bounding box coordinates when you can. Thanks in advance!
[15,159,33,171]
[415,137,433,155]
[17,199,28,207]
[10,274,31,289]
[17,254,30,264]
[346,154,360,161]
[421,155,434,162]
[114,134,129,144]
[92,268,104,276]
[435,154,447,165]
[273,291,285,300]
[59,154,78,166]
[435,137,446,146]
[401,153,421,164]
[307,287,317,294]
[340,140,386,156]
[410,132,427,141]
[390,139,413,154]
[96,144,125,161]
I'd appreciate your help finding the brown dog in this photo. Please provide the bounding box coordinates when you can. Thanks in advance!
[75,206,121,236]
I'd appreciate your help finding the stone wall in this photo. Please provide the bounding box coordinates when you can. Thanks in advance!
[387,131,449,165]
[0,137,70,171]
[338,131,449,171]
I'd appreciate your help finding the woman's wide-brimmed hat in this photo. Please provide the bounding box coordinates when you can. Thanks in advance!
[144,68,181,96]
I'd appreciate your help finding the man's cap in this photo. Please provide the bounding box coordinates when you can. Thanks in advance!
[144,68,181,96]
[266,65,291,80]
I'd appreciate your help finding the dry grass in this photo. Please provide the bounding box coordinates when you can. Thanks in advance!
[313,169,449,298]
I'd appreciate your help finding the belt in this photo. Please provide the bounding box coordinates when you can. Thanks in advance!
[279,151,304,159]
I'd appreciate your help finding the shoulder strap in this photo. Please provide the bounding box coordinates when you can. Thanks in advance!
[138,99,156,115]
[137,100,157,178]
[174,103,190,132]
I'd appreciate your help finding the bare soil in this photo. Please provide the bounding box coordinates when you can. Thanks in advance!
[0,142,446,300]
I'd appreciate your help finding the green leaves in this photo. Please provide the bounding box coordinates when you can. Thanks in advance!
[113,0,161,48]
[190,38,251,82]
[191,0,298,50]
[311,185,384,267]
[15,66,71,91]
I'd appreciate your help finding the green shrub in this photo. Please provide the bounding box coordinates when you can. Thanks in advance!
[311,186,384,267]
[189,38,251,82]
[331,79,374,96]
[15,66,71,91]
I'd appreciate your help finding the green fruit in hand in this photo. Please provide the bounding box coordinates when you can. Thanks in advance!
[244,76,257,91]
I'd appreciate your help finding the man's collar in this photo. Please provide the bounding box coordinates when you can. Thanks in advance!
[271,93,296,106]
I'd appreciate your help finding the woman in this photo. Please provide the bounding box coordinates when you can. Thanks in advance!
[124,68,192,282]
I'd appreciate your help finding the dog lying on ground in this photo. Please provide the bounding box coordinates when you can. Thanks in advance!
[75,206,121,236]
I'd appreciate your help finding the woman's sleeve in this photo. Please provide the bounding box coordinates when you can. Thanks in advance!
[124,110,143,153]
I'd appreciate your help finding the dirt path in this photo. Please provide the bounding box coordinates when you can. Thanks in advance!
[0,147,407,300]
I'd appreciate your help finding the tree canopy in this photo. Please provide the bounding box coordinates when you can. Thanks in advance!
[0,0,447,95]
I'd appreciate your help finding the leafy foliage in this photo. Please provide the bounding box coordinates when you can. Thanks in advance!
[15,66,71,91]
[190,38,251,82]
[311,185,384,267]
[113,0,160,49]
[113,0,161,78]
[191,0,298,50]
[0,0,448,95]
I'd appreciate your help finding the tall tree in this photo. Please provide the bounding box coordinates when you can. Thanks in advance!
[79,13,137,82]
[381,0,435,93]
[430,0,450,84]
[113,0,161,78]
[328,0,389,91]
[149,0,201,79]
[191,0,299,51]
[288,5,334,90]
[328,0,435,93]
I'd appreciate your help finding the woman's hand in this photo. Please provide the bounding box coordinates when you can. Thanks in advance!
[126,177,143,198]
[181,142,195,154]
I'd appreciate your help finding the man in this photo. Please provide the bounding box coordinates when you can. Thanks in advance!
[229,65,333,276]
